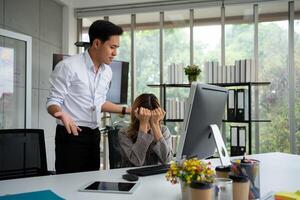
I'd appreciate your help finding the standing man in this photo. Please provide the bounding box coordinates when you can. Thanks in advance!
[47,20,130,174]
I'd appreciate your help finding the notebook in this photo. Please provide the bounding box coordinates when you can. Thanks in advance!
[0,190,64,200]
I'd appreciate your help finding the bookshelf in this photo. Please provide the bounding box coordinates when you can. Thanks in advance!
[147,82,271,154]
[147,83,190,123]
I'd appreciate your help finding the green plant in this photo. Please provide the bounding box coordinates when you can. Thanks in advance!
[165,157,215,185]
[184,64,201,75]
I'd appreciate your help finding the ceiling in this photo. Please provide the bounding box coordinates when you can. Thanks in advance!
[55,0,298,28]
[57,0,176,8]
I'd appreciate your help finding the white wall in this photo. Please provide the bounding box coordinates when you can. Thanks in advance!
[0,0,64,171]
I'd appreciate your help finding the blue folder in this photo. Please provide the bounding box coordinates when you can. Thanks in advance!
[0,190,65,200]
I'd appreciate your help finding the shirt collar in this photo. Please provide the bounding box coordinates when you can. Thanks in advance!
[84,49,107,72]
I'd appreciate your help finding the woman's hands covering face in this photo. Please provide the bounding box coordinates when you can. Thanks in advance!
[150,108,165,124]
[134,107,165,124]
[134,107,152,124]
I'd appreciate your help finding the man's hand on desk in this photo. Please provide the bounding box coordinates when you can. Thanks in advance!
[54,111,82,135]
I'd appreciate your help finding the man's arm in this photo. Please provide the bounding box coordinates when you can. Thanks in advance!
[47,104,62,117]
[101,101,131,114]
[47,105,82,135]
[47,62,81,135]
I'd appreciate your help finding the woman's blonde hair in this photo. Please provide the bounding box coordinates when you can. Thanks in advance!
[126,93,160,141]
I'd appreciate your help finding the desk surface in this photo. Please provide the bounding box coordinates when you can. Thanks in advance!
[0,152,299,200]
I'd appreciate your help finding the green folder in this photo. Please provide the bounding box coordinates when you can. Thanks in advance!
[0,190,65,200]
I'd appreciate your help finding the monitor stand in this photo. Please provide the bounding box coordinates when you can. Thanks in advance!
[210,124,231,166]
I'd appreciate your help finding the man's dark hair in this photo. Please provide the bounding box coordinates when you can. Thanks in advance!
[89,20,123,45]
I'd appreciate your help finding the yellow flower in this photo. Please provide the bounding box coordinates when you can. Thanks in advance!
[165,157,216,185]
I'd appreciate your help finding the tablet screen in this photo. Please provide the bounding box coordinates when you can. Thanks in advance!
[80,181,138,194]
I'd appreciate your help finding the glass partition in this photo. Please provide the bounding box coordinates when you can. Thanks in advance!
[0,28,32,128]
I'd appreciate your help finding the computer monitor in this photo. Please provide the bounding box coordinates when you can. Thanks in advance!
[176,82,229,164]
[52,54,70,70]
[52,54,129,105]
[106,60,129,104]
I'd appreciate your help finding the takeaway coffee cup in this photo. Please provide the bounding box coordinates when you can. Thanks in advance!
[190,181,213,200]
[231,158,260,199]
[229,175,250,200]
[215,165,231,178]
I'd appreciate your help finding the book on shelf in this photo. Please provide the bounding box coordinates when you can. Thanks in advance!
[208,61,213,83]
[213,61,218,84]
[227,89,236,121]
[166,98,187,120]
[218,64,222,84]
[240,59,246,83]
[204,62,209,83]
[204,58,258,84]
[235,60,240,83]
[226,89,249,121]
[222,65,227,84]
[226,65,231,84]
[250,59,257,82]
[236,89,245,121]
[230,126,246,156]
[245,59,251,82]
[230,65,235,83]
[168,63,185,84]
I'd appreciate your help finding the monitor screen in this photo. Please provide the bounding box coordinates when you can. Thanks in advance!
[176,83,228,160]
[106,60,129,104]
[52,55,129,105]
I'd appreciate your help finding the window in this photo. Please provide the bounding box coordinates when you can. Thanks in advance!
[225,4,254,65]
[194,6,221,81]
[258,1,289,153]
[164,10,190,135]
[136,12,160,98]
[295,1,300,154]
[164,9,190,83]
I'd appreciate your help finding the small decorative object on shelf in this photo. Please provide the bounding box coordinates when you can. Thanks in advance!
[184,64,201,84]
[166,157,215,200]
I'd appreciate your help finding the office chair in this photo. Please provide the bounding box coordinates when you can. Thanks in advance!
[0,129,50,180]
[106,125,123,169]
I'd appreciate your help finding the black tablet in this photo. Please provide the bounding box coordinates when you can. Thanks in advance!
[78,181,139,194]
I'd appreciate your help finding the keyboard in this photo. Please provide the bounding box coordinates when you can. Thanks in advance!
[127,164,170,176]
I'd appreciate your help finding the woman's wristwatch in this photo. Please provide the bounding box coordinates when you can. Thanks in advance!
[121,106,127,115]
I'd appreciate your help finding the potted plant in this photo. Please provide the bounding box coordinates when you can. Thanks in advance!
[184,64,201,83]
[166,157,215,200]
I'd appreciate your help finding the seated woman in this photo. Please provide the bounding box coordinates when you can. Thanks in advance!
[118,93,173,167]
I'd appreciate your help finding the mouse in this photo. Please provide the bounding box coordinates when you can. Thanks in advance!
[122,173,139,182]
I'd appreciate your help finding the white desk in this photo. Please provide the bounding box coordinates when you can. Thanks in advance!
[0,153,299,200]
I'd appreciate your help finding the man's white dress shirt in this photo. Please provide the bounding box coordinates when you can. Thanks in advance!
[46,50,112,129]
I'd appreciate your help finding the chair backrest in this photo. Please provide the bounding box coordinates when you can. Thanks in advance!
[0,129,48,180]
[106,126,123,169]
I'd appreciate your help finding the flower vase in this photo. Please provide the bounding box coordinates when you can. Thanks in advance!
[189,181,213,200]
[180,181,190,200]
[188,74,198,84]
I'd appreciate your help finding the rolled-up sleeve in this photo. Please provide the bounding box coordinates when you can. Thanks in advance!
[46,62,70,109]
[152,126,173,164]
[118,129,154,167]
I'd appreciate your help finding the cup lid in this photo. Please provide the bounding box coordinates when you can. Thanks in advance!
[190,181,213,189]
[229,175,249,183]
[231,158,260,165]
[215,165,231,172]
